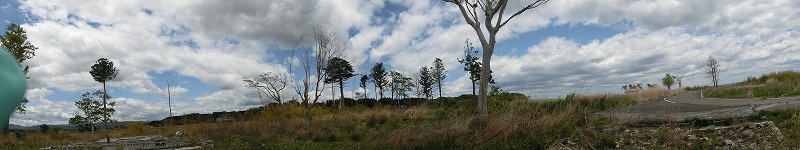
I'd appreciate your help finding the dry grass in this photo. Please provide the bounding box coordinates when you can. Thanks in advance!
[0,127,175,149]
[531,89,685,102]
[2,91,646,149]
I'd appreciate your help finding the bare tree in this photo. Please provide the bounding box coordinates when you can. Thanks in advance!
[291,28,344,127]
[706,56,720,87]
[245,72,290,105]
[445,0,549,116]
[291,38,313,127]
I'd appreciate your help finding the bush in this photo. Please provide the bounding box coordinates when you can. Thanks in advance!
[252,102,332,124]
[593,132,618,149]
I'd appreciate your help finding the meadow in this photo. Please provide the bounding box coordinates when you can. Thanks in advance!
[1,89,680,149]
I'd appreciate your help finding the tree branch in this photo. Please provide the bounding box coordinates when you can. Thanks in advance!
[498,0,549,29]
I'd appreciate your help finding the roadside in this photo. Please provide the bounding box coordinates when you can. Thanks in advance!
[596,91,800,122]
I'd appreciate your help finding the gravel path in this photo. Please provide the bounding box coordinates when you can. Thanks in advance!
[596,91,800,122]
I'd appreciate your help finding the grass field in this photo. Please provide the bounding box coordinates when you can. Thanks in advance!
[1,89,688,150]
[689,70,800,99]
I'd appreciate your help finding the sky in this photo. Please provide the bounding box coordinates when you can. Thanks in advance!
[1,0,799,126]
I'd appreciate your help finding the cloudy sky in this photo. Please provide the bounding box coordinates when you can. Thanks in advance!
[2,0,799,126]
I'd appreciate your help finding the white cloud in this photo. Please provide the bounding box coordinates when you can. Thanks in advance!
[491,27,800,97]
[11,88,76,126]
[9,0,800,125]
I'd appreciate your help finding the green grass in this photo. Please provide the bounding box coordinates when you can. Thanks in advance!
[692,70,800,98]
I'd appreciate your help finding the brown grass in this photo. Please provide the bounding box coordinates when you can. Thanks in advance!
[2,91,650,149]
[531,88,686,102]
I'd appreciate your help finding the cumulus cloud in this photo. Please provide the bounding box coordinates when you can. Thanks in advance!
[491,27,800,97]
[8,0,800,125]
[11,88,77,126]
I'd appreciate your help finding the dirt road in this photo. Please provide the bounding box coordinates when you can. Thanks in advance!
[596,91,800,121]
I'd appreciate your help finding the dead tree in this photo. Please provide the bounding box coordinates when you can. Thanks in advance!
[445,0,549,116]
[706,56,720,87]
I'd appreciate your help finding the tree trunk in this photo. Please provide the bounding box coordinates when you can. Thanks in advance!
[305,104,311,129]
[471,80,476,96]
[438,80,442,98]
[477,45,493,116]
[339,80,345,110]
[102,82,110,143]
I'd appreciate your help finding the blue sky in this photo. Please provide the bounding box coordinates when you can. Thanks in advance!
[3,0,800,126]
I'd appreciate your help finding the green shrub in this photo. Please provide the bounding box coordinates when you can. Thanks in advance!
[593,132,618,149]
[657,127,667,144]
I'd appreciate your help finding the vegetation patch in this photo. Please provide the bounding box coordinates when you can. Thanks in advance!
[690,70,800,98]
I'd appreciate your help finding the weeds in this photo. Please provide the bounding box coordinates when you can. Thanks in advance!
[1,92,640,149]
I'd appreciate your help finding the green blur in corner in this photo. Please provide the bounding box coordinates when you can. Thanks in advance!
[0,46,26,130]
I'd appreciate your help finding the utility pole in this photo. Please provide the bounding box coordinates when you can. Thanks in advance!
[166,79,174,126]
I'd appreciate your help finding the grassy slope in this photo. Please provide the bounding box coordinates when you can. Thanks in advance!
[692,70,800,99]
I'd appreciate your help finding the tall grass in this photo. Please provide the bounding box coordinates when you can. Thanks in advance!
[698,70,800,98]
[1,92,641,149]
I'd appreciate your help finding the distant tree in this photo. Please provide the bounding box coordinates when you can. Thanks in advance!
[244,72,290,106]
[1,23,37,116]
[431,58,446,98]
[389,70,414,105]
[388,70,400,99]
[489,85,505,96]
[68,90,116,133]
[370,63,387,99]
[359,75,370,99]
[324,57,355,110]
[676,76,684,88]
[89,58,119,143]
[39,124,49,133]
[457,40,483,95]
[411,75,424,98]
[444,0,550,116]
[706,56,721,87]
[662,73,676,90]
[418,66,435,99]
